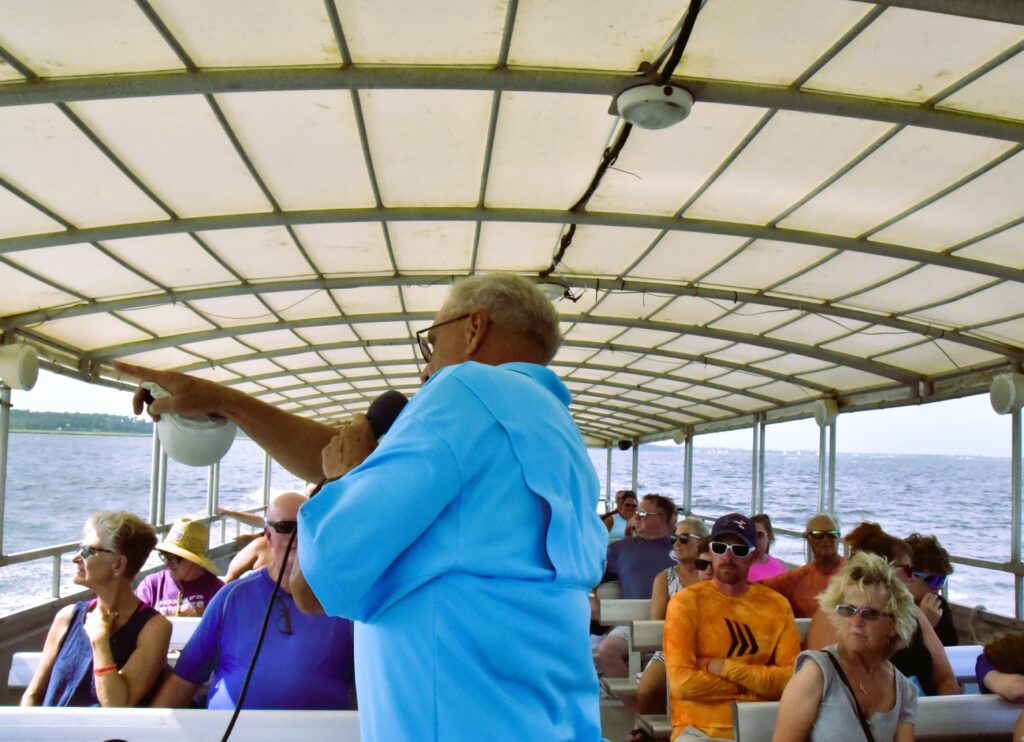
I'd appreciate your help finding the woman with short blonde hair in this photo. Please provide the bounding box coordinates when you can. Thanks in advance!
[773,552,918,742]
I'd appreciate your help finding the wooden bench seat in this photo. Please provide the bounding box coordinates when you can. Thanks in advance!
[0,707,360,741]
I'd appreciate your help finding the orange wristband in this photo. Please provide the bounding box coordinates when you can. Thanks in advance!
[94,663,118,677]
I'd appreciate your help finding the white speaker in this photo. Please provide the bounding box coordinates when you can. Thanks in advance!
[812,399,838,427]
[990,373,1024,415]
[0,344,39,391]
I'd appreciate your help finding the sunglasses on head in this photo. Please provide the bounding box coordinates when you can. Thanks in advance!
[806,529,840,540]
[912,571,947,590]
[836,604,892,621]
[266,520,297,535]
[76,543,115,560]
[670,534,695,546]
[709,541,752,558]
[695,558,711,571]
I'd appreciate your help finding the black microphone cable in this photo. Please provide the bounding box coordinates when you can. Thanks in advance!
[220,526,297,742]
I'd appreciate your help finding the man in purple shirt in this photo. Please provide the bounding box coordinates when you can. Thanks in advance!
[135,518,224,617]
[596,493,676,676]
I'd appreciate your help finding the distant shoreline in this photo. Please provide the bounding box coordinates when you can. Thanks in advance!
[11,428,149,438]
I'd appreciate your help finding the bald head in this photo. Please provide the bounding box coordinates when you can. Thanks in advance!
[805,513,840,567]
[264,491,307,591]
[267,491,306,523]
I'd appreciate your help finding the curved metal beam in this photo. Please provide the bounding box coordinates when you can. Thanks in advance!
[2,207,1020,282]
[851,0,1024,24]
[10,273,1017,362]
[0,67,1020,142]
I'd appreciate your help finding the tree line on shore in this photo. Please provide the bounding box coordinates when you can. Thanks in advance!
[10,410,152,435]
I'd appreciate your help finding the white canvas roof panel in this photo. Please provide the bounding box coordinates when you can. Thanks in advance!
[8,244,156,299]
[684,111,892,226]
[0,186,63,238]
[102,234,238,290]
[70,96,273,218]
[215,91,375,211]
[0,0,183,77]
[0,104,168,228]
[804,8,1024,103]
[2,0,1021,444]
[150,0,341,68]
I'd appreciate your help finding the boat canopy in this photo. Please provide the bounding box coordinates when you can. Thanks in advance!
[0,0,1022,447]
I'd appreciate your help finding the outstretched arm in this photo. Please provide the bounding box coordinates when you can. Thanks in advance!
[115,362,336,483]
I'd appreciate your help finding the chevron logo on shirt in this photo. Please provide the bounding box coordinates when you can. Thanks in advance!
[724,618,760,657]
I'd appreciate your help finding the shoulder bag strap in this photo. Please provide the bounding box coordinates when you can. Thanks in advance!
[824,650,876,742]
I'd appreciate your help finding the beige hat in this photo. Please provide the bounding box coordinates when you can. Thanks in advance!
[157,518,219,575]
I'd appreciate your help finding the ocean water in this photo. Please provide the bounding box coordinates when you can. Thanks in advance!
[0,433,1015,617]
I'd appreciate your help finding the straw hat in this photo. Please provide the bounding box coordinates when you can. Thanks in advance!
[157,518,219,575]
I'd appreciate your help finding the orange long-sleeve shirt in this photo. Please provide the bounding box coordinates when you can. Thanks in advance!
[664,580,801,739]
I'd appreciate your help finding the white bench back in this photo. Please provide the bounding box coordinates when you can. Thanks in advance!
[946,644,982,682]
[599,599,651,626]
[733,694,1019,742]
[169,616,201,650]
[0,707,359,741]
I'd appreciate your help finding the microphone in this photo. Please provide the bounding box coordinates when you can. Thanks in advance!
[366,389,409,439]
[308,389,408,498]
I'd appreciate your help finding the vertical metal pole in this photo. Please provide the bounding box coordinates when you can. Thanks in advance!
[212,461,220,515]
[827,421,838,516]
[157,450,168,526]
[206,464,216,518]
[605,444,613,511]
[148,428,161,524]
[751,416,759,516]
[262,452,272,507]
[0,383,11,555]
[758,416,766,514]
[817,426,826,513]
[51,553,60,599]
[1011,407,1022,620]
[684,431,693,515]
[631,437,639,492]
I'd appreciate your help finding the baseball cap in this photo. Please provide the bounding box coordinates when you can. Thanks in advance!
[710,513,757,548]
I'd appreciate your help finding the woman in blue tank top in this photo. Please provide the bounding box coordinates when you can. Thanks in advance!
[20,511,171,707]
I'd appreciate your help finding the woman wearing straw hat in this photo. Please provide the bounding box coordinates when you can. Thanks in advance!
[135,518,224,617]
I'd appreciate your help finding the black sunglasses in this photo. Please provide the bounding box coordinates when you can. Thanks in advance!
[806,529,840,540]
[695,558,711,571]
[709,541,753,558]
[266,520,297,534]
[416,314,470,363]
[159,551,183,566]
[670,534,696,546]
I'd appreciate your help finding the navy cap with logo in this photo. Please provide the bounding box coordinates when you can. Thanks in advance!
[710,513,757,548]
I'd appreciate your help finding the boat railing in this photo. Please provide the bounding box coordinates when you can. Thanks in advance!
[0,506,266,602]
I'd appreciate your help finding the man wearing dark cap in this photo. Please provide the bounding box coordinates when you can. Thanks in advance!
[663,513,801,740]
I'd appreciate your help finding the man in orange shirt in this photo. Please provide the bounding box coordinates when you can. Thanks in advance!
[761,513,845,618]
[664,513,800,740]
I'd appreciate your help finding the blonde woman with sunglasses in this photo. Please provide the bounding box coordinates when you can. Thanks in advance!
[773,552,919,742]
[21,511,171,707]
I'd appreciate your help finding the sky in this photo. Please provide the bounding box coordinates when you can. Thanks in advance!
[11,369,1013,458]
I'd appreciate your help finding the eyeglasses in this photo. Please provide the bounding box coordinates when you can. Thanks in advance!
[836,604,893,621]
[416,314,470,363]
[709,541,753,558]
[159,552,183,566]
[277,600,292,636]
[636,509,661,520]
[806,529,840,540]
[892,563,913,579]
[76,543,115,560]
[670,534,695,546]
[266,520,297,535]
[695,558,711,571]
[912,571,947,590]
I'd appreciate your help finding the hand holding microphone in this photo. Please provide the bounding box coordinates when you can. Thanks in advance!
[318,390,408,486]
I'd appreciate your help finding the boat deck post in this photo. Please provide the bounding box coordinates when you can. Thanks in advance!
[827,420,837,516]
[757,414,766,515]
[604,443,612,512]
[0,383,10,555]
[631,437,638,493]
[148,426,160,524]
[1012,404,1022,619]
[262,451,271,507]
